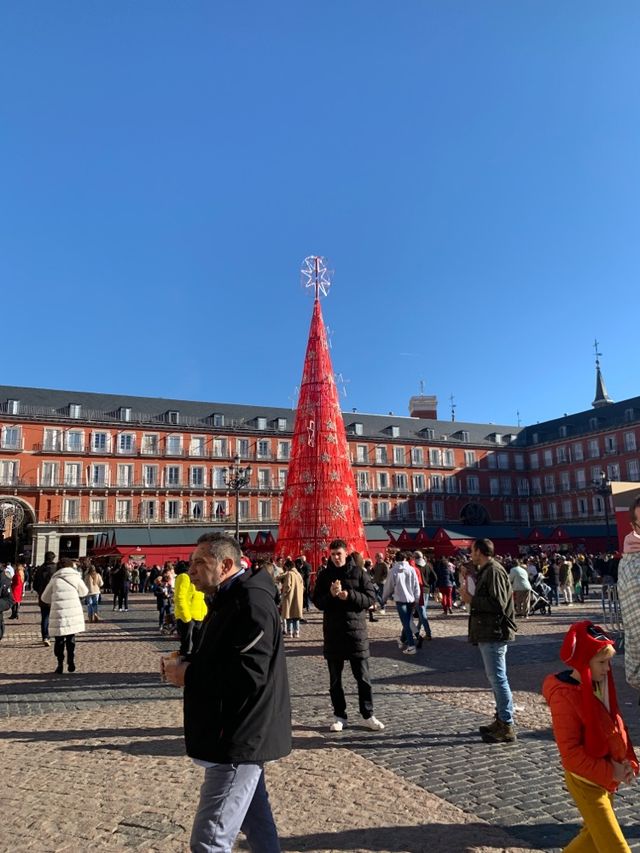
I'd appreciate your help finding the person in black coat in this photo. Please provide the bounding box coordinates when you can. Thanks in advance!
[312,538,385,733]
[32,551,57,645]
[163,532,291,853]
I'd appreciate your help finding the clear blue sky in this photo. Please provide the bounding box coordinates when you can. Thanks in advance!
[2,2,638,427]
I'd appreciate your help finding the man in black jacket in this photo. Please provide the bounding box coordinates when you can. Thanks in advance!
[312,538,384,733]
[163,532,291,853]
[32,551,56,646]
[468,538,518,744]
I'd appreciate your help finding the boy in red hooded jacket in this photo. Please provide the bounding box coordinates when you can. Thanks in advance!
[542,620,638,852]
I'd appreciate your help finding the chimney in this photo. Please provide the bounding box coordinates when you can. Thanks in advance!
[409,394,438,420]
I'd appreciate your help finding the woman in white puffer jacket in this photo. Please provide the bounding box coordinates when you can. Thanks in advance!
[41,559,88,674]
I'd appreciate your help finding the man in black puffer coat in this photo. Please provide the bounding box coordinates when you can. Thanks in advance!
[313,538,384,733]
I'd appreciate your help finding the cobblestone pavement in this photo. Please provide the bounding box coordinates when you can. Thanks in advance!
[1,590,639,853]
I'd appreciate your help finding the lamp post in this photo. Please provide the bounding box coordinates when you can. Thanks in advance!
[222,454,252,542]
[594,470,613,552]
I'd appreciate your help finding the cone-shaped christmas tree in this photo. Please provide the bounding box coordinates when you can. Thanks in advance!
[277,258,367,572]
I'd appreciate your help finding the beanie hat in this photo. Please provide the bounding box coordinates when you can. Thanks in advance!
[560,620,618,757]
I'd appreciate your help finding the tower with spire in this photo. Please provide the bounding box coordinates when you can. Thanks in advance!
[276,257,367,573]
[592,339,613,408]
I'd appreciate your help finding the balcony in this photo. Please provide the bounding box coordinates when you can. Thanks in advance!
[36,513,280,528]
[0,438,24,452]
[33,442,86,455]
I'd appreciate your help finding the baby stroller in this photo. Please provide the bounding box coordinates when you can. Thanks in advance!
[529,573,552,616]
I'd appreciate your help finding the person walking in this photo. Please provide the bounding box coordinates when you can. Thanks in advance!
[84,564,104,622]
[9,563,25,620]
[174,561,207,656]
[312,538,385,732]
[469,538,518,744]
[41,559,88,674]
[435,557,455,615]
[0,571,14,640]
[162,532,291,853]
[32,550,57,646]
[372,553,389,614]
[382,551,420,655]
[281,559,304,638]
[509,560,532,618]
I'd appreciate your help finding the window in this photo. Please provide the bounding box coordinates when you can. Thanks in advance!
[166,435,183,456]
[443,449,455,467]
[190,500,204,519]
[627,459,640,481]
[69,404,82,419]
[422,427,435,440]
[548,502,558,520]
[519,505,530,524]
[575,469,586,489]
[604,434,617,454]
[63,498,80,521]
[588,439,600,458]
[517,478,529,496]
[66,430,84,452]
[117,464,134,487]
[62,462,80,487]
[494,434,502,444]
[0,460,17,485]
[559,425,568,438]
[190,466,205,487]
[256,417,267,430]
[43,428,62,451]
[359,500,372,521]
[591,465,602,484]
[118,407,131,422]
[497,453,509,470]
[413,474,425,492]
[415,501,426,523]
[1,426,21,450]
[486,453,497,469]
[500,477,512,495]
[213,499,228,518]
[430,474,443,492]
[355,445,368,463]
[190,436,206,457]
[118,433,135,454]
[529,452,539,469]
[165,466,181,486]
[92,431,109,453]
[625,408,635,423]
[504,503,514,521]
[429,448,441,466]
[357,471,370,490]
[212,438,228,458]
[625,432,637,452]
[531,432,539,444]
[395,473,408,490]
[460,431,470,442]
[556,446,567,463]
[213,414,224,428]
[393,446,404,464]
[277,441,291,460]
[141,434,159,455]
[89,499,106,522]
[278,469,287,489]
[577,497,588,517]
[237,438,250,458]
[238,499,250,520]
[560,471,571,492]
[140,499,157,520]
[589,417,599,430]
[258,469,271,488]
[41,462,58,486]
[432,500,444,520]
[165,499,181,520]
[6,399,19,415]
[375,446,388,464]
[258,500,271,520]
[543,450,553,467]
[562,499,572,518]
[353,422,363,436]
[212,468,226,488]
[389,426,400,438]
[411,447,424,465]
[445,476,457,493]
[276,418,287,431]
[489,478,500,496]
[573,443,584,462]
[142,465,158,487]
[514,453,524,471]
[607,463,620,481]
[377,471,389,489]
[531,476,542,495]
[256,440,270,459]
[377,501,390,518]
[116,499,131,522]
[533,503,543,521]
[167,410,180,425]
[544,474,555,493]
[464,450,476,467]
[467,475,480,494]
[91,464,108,486]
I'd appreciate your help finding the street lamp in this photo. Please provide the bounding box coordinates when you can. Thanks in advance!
[593,470,613,552]
[222,454,252,542]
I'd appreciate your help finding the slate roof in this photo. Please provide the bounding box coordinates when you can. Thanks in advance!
[517,394,640,447]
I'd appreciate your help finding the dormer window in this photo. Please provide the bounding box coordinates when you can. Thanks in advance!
[559,425,567,438]
[166,410,180,425]
[352,422,363,436]
[625,408,635,423]
[6,399,19,415]
[589,417,599,430]
[388,425,400,438]
[421,427,435,440]
[276,418,287,431]
[118,407,132,422]
[493,433,502,444]
[213,413,224,428]
[460,430,470,442]
[256,417,267,430]
[532,432,539,444]
[69,403,82,419]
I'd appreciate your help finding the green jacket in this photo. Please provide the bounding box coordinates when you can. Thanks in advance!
[468,558,517,645]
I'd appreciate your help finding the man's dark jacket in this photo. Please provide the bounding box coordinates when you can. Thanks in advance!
[468,558,517,645]
[312,558,376,660]
[183,566,291,764]
[32,560,56,604]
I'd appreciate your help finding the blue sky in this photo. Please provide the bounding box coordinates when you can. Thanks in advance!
[2,2,638,427]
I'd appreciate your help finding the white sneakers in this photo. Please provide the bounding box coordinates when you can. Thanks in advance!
[403,646,417,655]
[330,715,385,732]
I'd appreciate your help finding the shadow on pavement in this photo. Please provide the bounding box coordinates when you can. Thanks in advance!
[0,724,183,743]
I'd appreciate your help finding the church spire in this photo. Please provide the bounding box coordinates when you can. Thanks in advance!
[592,339,613,408]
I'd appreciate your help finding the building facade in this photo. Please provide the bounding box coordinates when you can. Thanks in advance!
[0,380,636,563]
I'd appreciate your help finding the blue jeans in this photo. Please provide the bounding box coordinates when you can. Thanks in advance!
[478,642,514,725]
[286,618,299,634]
[190,762,279,853]
[87,594,100,619]
[396,602,415,647]
[414,598,432,638]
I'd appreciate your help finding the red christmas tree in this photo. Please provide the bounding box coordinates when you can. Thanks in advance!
[276,258,367,572]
